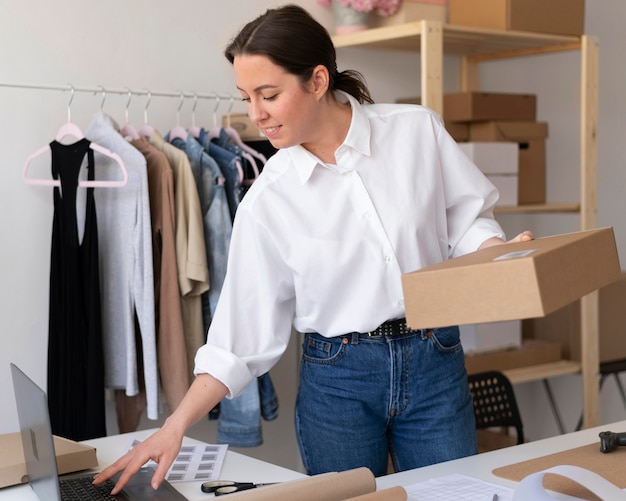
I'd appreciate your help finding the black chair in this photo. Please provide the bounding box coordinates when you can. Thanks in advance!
[468,370,524,445]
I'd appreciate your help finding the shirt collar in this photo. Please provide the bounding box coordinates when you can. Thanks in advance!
[287,91,371,185]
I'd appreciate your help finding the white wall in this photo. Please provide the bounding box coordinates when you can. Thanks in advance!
[1,0,625,450]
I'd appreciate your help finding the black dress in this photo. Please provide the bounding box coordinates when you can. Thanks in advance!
[47,138,106,440]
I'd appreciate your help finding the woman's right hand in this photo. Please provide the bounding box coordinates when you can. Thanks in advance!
[93,373,230,494]
[92,422,184,494]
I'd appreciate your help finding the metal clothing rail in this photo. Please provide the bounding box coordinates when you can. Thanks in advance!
[0,81,235,102]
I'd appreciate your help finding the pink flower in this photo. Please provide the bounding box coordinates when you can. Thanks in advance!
[317,0,401,16]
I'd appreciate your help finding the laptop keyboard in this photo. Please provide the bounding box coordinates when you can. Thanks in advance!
[59,475,117,500]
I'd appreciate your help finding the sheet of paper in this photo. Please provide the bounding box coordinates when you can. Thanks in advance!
[131,439,228,483]
[404,473,514,501]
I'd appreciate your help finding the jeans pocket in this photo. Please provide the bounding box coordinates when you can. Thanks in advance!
[302,334,346,365]
[429,326,463,354]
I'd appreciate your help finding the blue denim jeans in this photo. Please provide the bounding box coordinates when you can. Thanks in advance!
[295,327,477,476]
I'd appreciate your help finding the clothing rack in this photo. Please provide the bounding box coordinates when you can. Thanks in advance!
[0,81,237,124]
[0,81,235,102]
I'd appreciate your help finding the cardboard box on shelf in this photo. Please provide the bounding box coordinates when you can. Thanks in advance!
[402,227,621,329]
[448,0,585,36]
[443,92,536,123]
[371,2,447,28]
[457,142,518,174]
[469,121,548,205]
[0,432,98,488]
[222,113,266,141]
[524,271,626,364]
[465,339,562,374]
[460,319,521,353]
[487,174,518,206]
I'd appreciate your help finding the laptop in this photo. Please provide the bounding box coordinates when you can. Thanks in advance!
[10,363,187,500]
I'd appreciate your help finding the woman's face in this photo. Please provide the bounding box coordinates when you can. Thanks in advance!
[233,54,324,150]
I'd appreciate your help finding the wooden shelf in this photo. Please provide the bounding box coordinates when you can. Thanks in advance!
[504,360,581,385]
[495,203,580,214]
[332,22,581,59]
[332,20,599,428]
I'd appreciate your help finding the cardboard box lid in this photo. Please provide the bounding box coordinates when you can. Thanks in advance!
[402,228,621,329]
[469,121,548,142]
[0,432,98,488]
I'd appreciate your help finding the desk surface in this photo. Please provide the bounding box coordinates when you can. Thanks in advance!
[2,421,624,500]
[0,428,306,500]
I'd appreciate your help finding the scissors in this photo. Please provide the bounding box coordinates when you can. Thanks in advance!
[201,480,277,496]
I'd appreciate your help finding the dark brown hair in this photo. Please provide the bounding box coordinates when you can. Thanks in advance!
[225,4,373,104]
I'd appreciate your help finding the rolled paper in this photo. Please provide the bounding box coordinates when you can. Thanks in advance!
[221,467,376,500]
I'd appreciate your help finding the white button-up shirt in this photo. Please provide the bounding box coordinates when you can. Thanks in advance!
[195,92,505,397]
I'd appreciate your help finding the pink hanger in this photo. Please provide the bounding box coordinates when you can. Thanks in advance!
[23,86,128,188]
[169,91,188,143]
[139,89,154,138]
[120,89,140,140]
[187,92,201,138]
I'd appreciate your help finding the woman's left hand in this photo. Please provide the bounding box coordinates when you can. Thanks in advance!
[479,230,534,250]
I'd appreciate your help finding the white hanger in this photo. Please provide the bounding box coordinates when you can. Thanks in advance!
[23,85,128,188]
[169,91,188,142]
[188,92,201,138]
[139,89,154,138]
[120,88,140,140]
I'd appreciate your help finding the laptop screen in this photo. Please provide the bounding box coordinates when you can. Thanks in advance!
[10,362,61,500]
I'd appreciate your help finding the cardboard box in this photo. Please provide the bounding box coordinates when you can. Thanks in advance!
[469,121,548,205]
[460,319,521,353]
[448,0,585,36]
[0,432,98,488]
[222,113,265,141]
[524,272,626,363]
[402,227,621,329]
[443,92,537,123]
[457,142,519,174]
[371,2,447,28]
[487,174,518,206]
[465,339,562,374]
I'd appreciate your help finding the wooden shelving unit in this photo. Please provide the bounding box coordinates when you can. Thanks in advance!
[332,21,600,428]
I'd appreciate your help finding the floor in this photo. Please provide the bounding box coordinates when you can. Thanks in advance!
[104,332,305,473]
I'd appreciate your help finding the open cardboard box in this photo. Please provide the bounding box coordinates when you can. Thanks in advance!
[402,228,621,329]
[0,432,98,488]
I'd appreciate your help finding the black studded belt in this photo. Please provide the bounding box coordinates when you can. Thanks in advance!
[367,318,416,337]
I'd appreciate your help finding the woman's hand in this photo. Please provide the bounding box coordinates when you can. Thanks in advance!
[93,373,229,494]
[93,423,184,494]
[478,230,534,250]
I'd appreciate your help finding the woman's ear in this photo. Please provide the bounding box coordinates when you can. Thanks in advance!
[310,64,330,98]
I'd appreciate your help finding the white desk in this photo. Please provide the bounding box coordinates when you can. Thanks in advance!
[379,419,626,499]
[0,428,306,500]
[2,421,624,500]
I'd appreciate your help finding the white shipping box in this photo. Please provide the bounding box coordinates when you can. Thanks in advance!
[488,174,518,206]
[458,142,518,174]
[460,320,521,353]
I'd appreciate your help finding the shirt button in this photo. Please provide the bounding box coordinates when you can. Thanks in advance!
[398,299,405,307]
[384,255,391,263]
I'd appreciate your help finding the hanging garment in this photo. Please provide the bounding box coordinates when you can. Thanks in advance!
[198,128,243,221]
[48,138,106,441]
[131,137,189,413]
[84,113,158,420]
[147,130,208,381]
[169,135,232,324]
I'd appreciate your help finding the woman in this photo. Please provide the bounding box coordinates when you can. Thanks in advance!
[95,4,532,493]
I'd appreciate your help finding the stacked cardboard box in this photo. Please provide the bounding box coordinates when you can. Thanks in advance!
[445,92,546,205]
[458,141,519,206]
[448,0,585,36]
